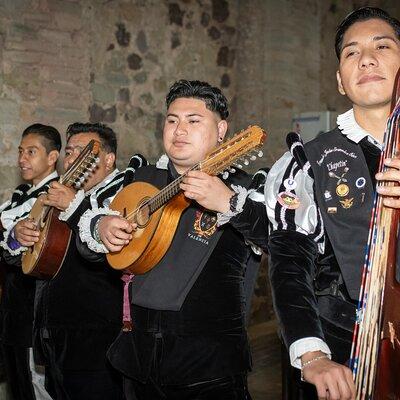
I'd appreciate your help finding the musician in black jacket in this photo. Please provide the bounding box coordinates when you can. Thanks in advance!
[0,123,61,400]
[77,80,268,400]
[266,7,400,400]
[15,123,146,400]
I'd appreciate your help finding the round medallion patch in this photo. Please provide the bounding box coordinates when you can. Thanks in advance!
[355,177,366,189]
[277,191,300,210]
[336,184,349,197]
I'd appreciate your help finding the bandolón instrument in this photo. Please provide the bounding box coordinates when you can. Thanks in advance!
[22,140,100,278]
[107,125,267,274]
[350,69,400,399]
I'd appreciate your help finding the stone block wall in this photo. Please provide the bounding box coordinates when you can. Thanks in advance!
[0,0,239,202]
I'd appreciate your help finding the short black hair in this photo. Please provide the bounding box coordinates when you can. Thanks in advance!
[335,7,400,59]
[66,122,117,154]
[166,80,229,120]
[22,123,62,153]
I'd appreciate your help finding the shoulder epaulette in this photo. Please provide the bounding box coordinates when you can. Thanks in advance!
[249,168,269,191]
[286,132,313,178]
[123,153,148,186]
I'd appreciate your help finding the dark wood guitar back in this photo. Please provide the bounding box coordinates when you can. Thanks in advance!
[24,207,72,279]
[21,140,100,279]
[374,69,400,400]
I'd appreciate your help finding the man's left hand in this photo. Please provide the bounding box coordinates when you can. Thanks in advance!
[180,171,234,213]
[43,182,77,211]
[376,157,400,208]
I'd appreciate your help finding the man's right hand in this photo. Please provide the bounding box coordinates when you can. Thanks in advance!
[14,219,39,247]
[301,351,355,400]
[98,215,136,252]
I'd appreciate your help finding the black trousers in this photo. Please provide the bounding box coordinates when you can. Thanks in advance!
[45,367,123,400]
[1,343,36,400]
[39,332,123,400]
[124,374,252,400]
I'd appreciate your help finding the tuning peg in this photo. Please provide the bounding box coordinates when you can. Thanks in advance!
[257,151,263,157]
[229,167,236,173]
[75,181,82,189]
[250,155,257,161]
[244,159,249,165]
[222,171,229,180]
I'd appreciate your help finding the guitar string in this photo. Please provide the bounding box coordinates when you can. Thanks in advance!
[124,162,200,222]
[123,130,260,223]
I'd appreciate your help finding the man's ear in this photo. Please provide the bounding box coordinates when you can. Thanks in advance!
[48,150,59,167]
[336,70,346,96]
[217,120,228,143]
[105,152,116,171]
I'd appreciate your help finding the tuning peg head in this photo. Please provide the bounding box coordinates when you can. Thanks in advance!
[222,171,229,180]
[244,159,249,166]
[75,181,82,189]
[250,155,257,161]
[229,167,236,173]
[257,150,263,158]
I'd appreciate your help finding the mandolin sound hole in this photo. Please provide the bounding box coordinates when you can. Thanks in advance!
[135,199,151,228]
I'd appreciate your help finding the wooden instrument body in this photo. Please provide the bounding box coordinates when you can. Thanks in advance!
[374,70,400,399]
[106,125,266,274]
[106,181,190,274]
[20,139,99,278]
[21,194,72,278]
[374,219,400,399]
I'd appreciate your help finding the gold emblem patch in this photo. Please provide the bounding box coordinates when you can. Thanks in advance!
[340,198,354,209]
[336,184,349,197]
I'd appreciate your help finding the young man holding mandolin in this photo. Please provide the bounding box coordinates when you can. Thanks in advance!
[14,122,146,400]
[0,123,61,400]
[78,80,269,400]
[266,7,400,400]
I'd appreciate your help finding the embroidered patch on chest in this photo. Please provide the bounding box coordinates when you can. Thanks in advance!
[277,191,300,210]
[192,210,217,239]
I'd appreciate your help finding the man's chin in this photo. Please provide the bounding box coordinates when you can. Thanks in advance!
[21,172,33,181]
[352,92,392,109]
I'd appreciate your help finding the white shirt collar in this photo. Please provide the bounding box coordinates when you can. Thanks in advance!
[27,170,59,195]
[337,109,382,149]
[155,154,169,170]
[86,168,120,196]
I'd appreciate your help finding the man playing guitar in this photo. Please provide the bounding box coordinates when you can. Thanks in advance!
[0,124,60,400]
[14,123,146,400]
[78,80,269,400]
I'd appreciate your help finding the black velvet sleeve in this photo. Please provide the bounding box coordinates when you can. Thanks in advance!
[2,251,22,267]
[75,233,106,263]
[64,197,92,234]
[229,199,269,253]
[229,167,269,253]
[268,230,325,348]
